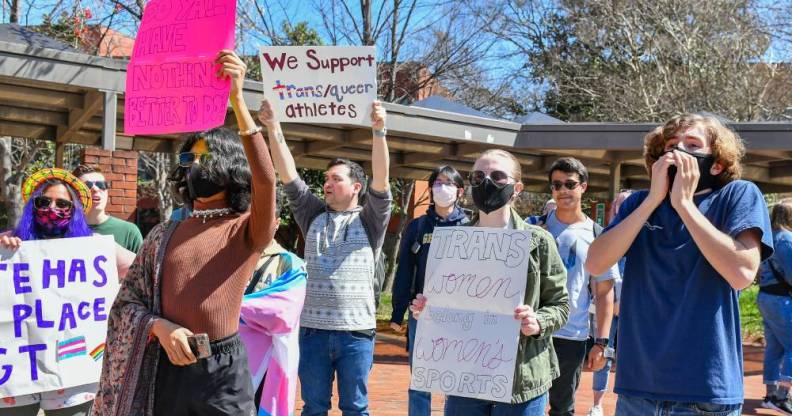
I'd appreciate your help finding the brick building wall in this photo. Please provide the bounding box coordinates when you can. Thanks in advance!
[80,148,138,222]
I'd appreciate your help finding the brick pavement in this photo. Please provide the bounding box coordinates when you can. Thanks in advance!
[296,332,776,416]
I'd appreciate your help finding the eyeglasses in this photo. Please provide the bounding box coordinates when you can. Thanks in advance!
[550,180,581,191]
[178,152,212,167]
[84,180,108,190]
[469,170,514,188]
[432,180,458,188]
[33,196,73,210]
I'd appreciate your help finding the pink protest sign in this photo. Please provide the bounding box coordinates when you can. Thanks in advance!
[124,0,236,135]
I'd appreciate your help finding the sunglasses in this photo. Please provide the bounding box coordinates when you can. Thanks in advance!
[84,180,108,190]
[178,152,212,167]
[550,180,581,191]
[34,196,73,210]
[469,170,514,188]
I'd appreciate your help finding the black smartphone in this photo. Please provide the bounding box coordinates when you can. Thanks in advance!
[187,333,211,359]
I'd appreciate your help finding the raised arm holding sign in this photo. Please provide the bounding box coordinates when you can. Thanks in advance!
[124,0,237,135]
[96,49,277,416]
[259,46,378,125]
[257,61,393,414]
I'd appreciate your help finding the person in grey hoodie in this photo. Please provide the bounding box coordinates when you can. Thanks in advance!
[258,99,391,416]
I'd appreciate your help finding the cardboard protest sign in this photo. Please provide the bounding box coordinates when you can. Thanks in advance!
[259,46,377,125]
[410,227,531,402]
[0,236,119,398]
[124,0,236,135]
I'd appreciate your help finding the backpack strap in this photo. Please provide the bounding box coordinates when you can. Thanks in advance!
[766,258,792,295]
[593,221,604,238]
[409,215,432,296]
[419,214,434,242]
[244,254,280,295]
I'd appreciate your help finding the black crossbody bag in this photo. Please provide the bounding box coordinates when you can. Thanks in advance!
[760,259,792,297]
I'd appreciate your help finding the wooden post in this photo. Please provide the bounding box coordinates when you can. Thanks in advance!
[54,141,65,167]
[101,90,117,151]
[608,159,622,202]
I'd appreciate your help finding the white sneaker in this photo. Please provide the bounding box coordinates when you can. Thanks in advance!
[762,395,792,416]
[587,405,604,416]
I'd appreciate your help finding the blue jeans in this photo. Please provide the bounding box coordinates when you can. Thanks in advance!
[615,395,741,416]
[757,291,792,385]
[298,328,375,416]
[593,315,619,392]
[444,392,547,416]
[407,313,431,416]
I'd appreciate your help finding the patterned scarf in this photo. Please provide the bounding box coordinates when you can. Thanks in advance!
[34,207,72,238]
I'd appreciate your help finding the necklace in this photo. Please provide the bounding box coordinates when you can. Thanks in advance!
[190,208,233,223]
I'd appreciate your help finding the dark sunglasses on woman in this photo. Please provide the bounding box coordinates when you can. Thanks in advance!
[469,170,513,188]
[178,152,212,167]
[34,196,73,210]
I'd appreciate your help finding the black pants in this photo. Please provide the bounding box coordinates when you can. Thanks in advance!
[153,333,255,416]
[548,338,588,416]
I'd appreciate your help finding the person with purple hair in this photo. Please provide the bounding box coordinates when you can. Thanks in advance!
[0,168,133,416]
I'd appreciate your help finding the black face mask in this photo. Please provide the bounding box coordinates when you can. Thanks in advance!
[666,149,717,193]
[186,165,225,200]
[472,178,515,214]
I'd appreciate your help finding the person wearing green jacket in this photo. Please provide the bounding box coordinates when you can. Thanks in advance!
[411,148,569,416]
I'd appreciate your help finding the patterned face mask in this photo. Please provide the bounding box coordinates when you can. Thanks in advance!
[34,206,73,237]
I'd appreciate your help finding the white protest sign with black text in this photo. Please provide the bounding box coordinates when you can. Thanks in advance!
[259,46,377,125]
[410,227,531,403]
[0,236,119,398]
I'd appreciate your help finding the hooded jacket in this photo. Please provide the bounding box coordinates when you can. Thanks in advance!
[390,205,468,325]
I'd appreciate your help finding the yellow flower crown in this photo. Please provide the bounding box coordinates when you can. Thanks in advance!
[21,168,92,213]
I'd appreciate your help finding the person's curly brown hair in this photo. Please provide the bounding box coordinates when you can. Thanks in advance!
[643,114,745,188]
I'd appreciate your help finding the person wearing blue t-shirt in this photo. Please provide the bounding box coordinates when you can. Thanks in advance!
[757,200,792,415]
[586,114,774,416]
[541,158,618,416]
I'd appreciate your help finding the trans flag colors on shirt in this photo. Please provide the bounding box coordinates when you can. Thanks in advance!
[239,252,306,416]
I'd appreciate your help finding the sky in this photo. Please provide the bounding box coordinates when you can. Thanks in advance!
[5,0,787,61]
[3,0,788,118]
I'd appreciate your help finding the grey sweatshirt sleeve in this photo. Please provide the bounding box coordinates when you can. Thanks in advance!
[361,187,393,252]
[283,178,326,233]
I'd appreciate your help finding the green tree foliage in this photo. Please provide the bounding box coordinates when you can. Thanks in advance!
[243,21,323,82]
[31,7,92,48]
[495,0,791,122]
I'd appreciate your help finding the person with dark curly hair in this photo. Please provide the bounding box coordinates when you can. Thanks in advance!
[95,50,277,416]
